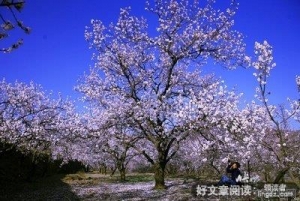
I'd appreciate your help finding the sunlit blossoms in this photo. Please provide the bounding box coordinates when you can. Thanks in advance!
[1,0,300,192]
[252,41,276,85]
[78,0,261,189]
[251,41,300,184]
[0,79,77,156]
[296,75,300,92]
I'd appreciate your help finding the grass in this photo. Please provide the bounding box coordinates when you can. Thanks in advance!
[62,172,154,186]
[122,173,154,182]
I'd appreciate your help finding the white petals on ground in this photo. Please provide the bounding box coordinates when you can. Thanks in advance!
[71,178,196,201]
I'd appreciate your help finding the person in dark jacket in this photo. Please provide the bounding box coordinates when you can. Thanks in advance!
[218,160,242,186]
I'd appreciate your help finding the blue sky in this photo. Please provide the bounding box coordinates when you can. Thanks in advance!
[1,0,299,106]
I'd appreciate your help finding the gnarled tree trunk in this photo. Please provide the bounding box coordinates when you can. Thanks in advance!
[154,162,166,189]
[119,166,126,181]
[273,167,290,183]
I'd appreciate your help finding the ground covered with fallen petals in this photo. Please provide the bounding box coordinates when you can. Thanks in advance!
[69,174,197,201]
[1,172,297,200]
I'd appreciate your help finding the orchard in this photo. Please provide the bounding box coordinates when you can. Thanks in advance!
[1,0,299,200]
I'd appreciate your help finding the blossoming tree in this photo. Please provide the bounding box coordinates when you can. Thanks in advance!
[251,41,300,185]
[0,80,76,163]
[78,0,253,188]
[81,107,141,181]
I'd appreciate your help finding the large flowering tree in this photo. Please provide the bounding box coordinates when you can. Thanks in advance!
[78,0,252,188]
[251,41,300,185]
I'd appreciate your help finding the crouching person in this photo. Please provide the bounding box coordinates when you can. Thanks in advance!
[218,160,242,186]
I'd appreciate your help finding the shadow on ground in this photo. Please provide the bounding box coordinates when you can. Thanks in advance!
[0,174,80,201]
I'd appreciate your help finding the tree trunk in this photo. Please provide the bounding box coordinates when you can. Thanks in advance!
[99,163,107,174]
[117,161,126,182]
[154,162,166,189]
[110,166,117,176]
[288,171,300,189]
[273,167,290,183]
[139,143,170,189]
[120,167,126,181]
[263,166,272,182]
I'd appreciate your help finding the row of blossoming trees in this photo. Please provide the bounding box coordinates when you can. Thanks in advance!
[1,0,300,189]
